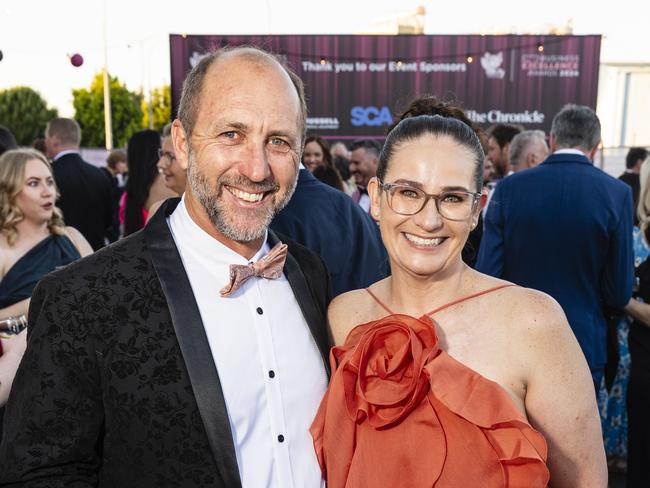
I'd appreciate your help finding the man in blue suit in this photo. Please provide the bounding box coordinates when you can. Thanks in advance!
[271,165,388,297]
[476,104,634,388]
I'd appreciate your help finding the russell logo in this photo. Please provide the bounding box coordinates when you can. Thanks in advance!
[480,52,506,79]
[350,106,394,127]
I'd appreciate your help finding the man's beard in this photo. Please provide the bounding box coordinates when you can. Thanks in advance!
[186,150,297,242]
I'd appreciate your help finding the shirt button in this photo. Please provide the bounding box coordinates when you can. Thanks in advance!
[277,434,285,443]
[269,370,275,378]
[256,307,263,315]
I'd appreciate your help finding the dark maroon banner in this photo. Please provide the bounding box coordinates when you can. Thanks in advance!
[169,34,601,139]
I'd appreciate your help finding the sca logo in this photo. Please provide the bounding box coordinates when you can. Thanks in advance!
[350,106,393,127]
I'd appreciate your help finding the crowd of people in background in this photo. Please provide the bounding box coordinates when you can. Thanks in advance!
[0,55,649,485]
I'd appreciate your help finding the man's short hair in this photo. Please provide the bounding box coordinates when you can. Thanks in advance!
[550,104,601,152]
[487,124,523,149]
[106,149,127,170]
[509,130,547,167]
[177,46,307,143]
[349,139,381,158]
[46,118,82,147]
[626,147,649,169]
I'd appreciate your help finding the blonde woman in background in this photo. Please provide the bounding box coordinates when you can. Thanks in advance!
[622,154,650,486]
[0,149,92,407]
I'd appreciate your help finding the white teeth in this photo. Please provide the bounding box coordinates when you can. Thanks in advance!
[404,233,444,246]
[228,187,264,202]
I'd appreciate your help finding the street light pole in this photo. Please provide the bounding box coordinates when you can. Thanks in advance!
[102,0,113,149]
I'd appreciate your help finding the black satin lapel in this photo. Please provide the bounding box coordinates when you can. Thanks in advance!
[268,231,331,375]
[144,198,242,488]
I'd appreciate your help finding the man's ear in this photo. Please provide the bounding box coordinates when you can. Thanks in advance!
[587,144,599,162]
[172,120,190,169]
[526,152,537,168]
[549,133,557,153]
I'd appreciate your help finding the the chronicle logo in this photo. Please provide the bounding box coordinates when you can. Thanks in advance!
[480,52,506,79]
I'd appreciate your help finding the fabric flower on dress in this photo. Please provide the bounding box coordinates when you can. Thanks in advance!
[311,314,549,488]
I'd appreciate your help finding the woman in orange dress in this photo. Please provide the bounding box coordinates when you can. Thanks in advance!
[310,102,607,487]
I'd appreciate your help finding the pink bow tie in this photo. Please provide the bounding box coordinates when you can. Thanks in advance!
[219,242,288,297]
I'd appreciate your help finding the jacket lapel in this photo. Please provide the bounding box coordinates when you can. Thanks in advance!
[144,198,242,488]
[268,230,331,376]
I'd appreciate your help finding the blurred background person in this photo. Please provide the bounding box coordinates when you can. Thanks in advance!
[349,139,381,213]
[31,138,47,157]
[156,123,187,195]
[147,124,188,221]
[330,141,351,160]
[312,165,345,191]
[120,129,175,236]
[0,149,91,415]
[303,134,330,172]
[101,149,128,242]
[0,127,18,157]
[332,154,356,196]
[103,148,128,186]
[485,123,523,179]
[45,118,113,250]
[619,147,648,227]
[508,130,549,173]
[302,135,346,192]
[482,158,495,186]
[624,156,650,486]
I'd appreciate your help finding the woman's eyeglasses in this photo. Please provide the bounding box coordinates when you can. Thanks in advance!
[157,148,176,164]
[378,181,480,221]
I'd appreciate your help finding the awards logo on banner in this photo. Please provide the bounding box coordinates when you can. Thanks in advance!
[480,52,506,79]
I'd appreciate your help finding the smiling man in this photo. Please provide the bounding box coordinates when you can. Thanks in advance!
[0,47,331,488]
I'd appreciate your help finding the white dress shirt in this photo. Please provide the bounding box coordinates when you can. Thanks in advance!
[168,197,327,488]
[553,148,587,156]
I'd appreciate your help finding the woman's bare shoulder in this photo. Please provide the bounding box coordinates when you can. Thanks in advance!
[64,226,94,257]
[0,233,8,274]
[328,288,376,346]
[491,285,577,370]
[500,286,568,331]
[469,270,566,330]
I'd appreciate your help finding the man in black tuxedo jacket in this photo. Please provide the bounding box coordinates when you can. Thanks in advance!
[45,118,113,250]
[618,147,647,227]
[0,47,331,487]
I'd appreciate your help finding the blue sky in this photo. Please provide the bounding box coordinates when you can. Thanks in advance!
[0,0,646,115]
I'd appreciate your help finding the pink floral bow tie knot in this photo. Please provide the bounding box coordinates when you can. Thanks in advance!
[219,242,288,297]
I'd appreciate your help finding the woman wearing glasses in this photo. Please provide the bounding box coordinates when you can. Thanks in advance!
[311,99,606,487]
[119,130,176,236]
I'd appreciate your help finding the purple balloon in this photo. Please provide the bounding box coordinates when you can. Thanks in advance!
[70,53,83,67]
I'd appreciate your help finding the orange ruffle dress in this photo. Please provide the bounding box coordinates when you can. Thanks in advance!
[310,305,549,487]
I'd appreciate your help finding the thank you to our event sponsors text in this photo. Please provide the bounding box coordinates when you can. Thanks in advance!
[301,60,466,73]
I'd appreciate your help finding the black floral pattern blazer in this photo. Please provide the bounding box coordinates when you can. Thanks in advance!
[0,198,331,488]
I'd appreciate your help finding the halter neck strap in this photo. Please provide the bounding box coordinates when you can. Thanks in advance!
[364,283,515,318]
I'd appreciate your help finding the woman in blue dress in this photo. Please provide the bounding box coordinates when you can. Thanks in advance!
[0,149,92,406]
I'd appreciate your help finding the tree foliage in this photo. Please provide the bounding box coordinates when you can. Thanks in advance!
[0,87,58,145]
[142,85,171,132]
[72,72,143,148]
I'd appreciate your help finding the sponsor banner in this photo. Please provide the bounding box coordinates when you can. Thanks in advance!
[170,34,601,137]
